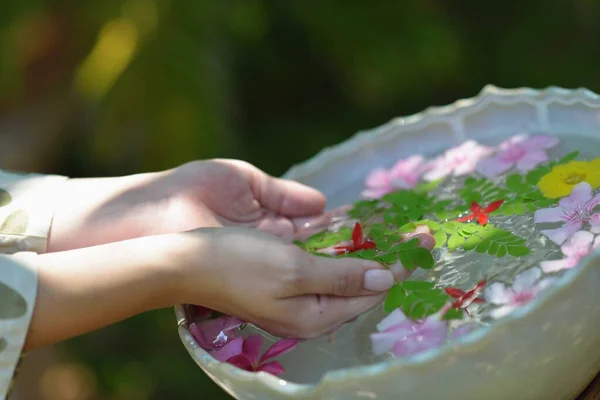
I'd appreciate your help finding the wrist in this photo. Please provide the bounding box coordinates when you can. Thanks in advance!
[48,172,166,252]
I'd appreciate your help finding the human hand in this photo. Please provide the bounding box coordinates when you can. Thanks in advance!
[168,227,435,339]
[48,159,344,251]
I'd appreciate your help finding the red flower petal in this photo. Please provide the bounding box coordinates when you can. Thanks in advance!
[352,223,362,248]
[445,288,466,298]
[226,354,253,370]
[257,361,285,376]
[470,201,483,212]
[242,335,263,365]
[359,240,377,250]
[477,213,489,225]
[259,339,298,364]
[483,199,504,213]
[456,213,475,222]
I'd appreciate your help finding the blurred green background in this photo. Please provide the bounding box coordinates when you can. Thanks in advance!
[2,1,600,399]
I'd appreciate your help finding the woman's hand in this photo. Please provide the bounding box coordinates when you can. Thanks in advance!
[47,159,344,252]
[168,227,435,339]
[28,226,434,349]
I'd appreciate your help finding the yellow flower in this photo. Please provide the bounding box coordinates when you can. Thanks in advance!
[537,158,600,199]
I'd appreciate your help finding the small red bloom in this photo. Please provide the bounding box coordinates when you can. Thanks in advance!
[445,280,487,309]
[333,222,376,255]
[455,200,504,225]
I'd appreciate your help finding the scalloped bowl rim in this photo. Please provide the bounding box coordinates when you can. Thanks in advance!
[175,85,600,397]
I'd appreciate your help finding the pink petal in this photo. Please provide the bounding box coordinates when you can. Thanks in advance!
[515,149,548,172]
[453,159,479,177]
[452,323,478,338]
[376,308,409,332]
[242,335,263,364]
[212,337,245,361]
[365,168,390,189]
[534,207,565,223]
[226,354,253,370]
[371,331,404,355]
[423,163,450,182]
[391,324,448,357]
[257,361,285,376]
[560,230,594,257]
[499,134,528,151]
[391,155,425,174]
[559,182,592,210]
[512,268,542,293]
[259,339,298,363]
[484,282,513,305]
[540,257,579,273]
[541,222,583,245]
[476,157,514,179]
[520,135,559,151]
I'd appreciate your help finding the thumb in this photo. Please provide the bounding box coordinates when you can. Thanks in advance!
[291,253,395,297]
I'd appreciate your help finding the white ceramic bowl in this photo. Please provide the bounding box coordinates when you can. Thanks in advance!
[175,85,600,400]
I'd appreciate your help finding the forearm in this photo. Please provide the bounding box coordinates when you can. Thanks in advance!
[25,235,180,350]
[48,172,170,252]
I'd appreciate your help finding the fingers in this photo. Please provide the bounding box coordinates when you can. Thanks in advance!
[292,205,352,241]
[251,169,326,217]
[280,294,386,338]
[289,252,395,297]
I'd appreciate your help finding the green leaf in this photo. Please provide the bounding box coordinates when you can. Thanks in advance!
[442,308,464,320]
[558,151,579,164]
[497,245,508,257]
[348,199,380,220]
[298,227,352,250]
[415,179,443,192]
[447,233,464,250]
[475,240,491,253]
[384,284,409,313]
[433,230,447,248]
[415,219,442,231]
[412,247,435,269]
[505,174,525,191]
[397,223,418,233]
[507,245,530,257]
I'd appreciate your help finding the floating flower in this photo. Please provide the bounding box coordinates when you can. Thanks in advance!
[226,335,298,376]
[332,222,376,255]
[189,315,245,357]
[534,182,600,245]
[537,158,600,199]
[362,155,426,198]
[445,280,487,309]
[455,200,504,225]
[484,268,556,319]
[423,140,493,182]
[540,230,600,273]
[370,305,452,357]
[476,134,559,178]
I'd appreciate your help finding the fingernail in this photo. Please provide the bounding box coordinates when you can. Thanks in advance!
[364,269,395,291]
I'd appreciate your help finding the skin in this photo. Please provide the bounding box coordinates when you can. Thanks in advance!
[25,159,435,350]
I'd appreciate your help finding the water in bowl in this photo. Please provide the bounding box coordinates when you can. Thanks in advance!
[199,133,600,384]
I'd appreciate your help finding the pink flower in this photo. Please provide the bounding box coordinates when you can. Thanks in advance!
[484,268,556,319]
[189,315,245,360]
[362,155,425,198]
[423,140,493,182]
[534,182,600,245]
[476,134,559,178]
[540,230,600,273]
[226,335,298,376]
[370,306,451,357]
